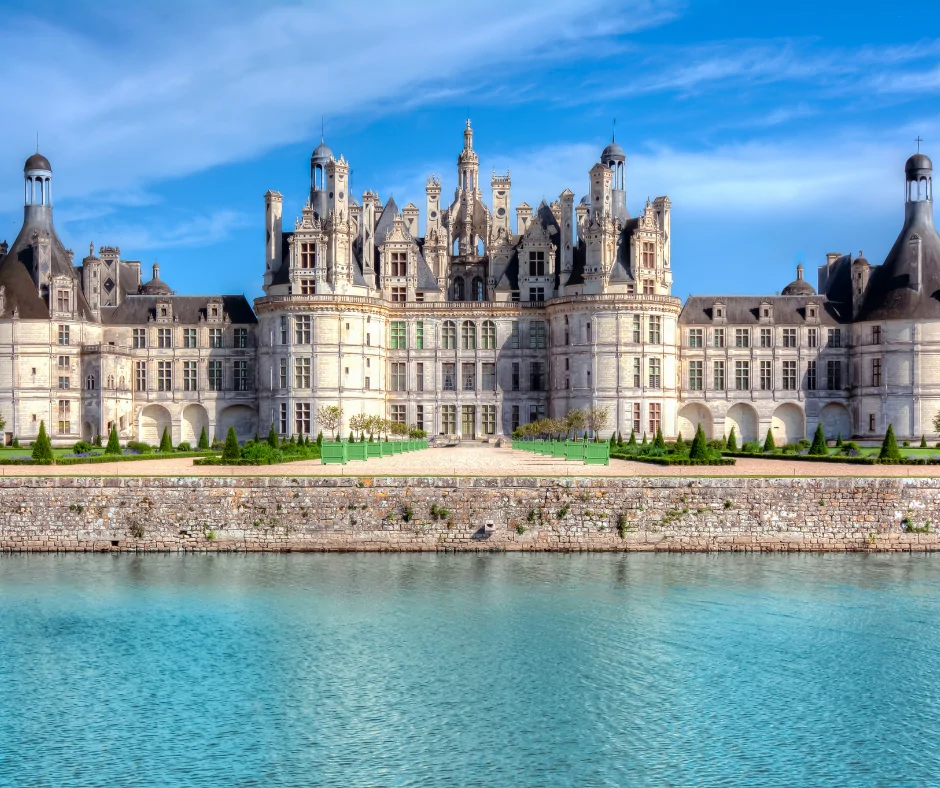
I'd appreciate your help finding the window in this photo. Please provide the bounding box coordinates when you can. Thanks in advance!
[481,321,496,349]
[278,358,288,389]
[233,361,249,391]
[300,279,316,295]
[530,321,546,349]
[415,362,425,392]
[234,328,248,348]
[689,360,703,390]
[648,403,661,436]
[633,403,641,434]
[442,321,457,350]
[300,242,316,269]
[735,328,749,348]
[57,400,71,435]
[827,359,842,390]
[530,362,545,391]
[57,290,70,313]
[58,376,70,389]
[295,316,311,345]
[760,328,772,348]
[390,250,407,277]
[807,328,817,348]
[482,405,496,435]
[714,360,726,390]
[511,362,520,391]
[391,286,406,302]
[58,325,70,346]
[279,403,288,435]
[133,328,146,349]
[586,322,592,343]
[462,362,475,391]
[58,355,69,369]
[783,328,796,348]
[872,358,882,387]
[182,328,197,348]
[366,333,371,347]
[183,361,197,391]
[294,358,311,388]
[806,360,817,390]
[759,360,772,390]
[208,360,223,391]
[511,405,520,433]
[482,363,496,391]
[869,413,876,432]
[689,328,703,348]
[632,315,641,343]
[158,328,172,349]
[390,404,406,426]
[461,321,476,350]
[209,328,223,348]
[442,363,456,391]
[872,325,882,345]
[828,328,841,348]
[364,376,371,390]
[714,328,725,348]
[564,315,570,346]
[279,316,289,345]
[648,316,661,344]
[643,279,655,295]
[642,241,655,268]
[295,403,311,435]
[442,405,457,434]
[391,362,406,392]
[510,321,519,349]
[415,405,425,432]
[735,360,749,390]
[157,360,172,391]
[632,358,641,388]
[648,358,661,388]
[105,374,114,389]
[529,287,545,303]
[416,322,424,349]
[782,361,796,390]
[85,374,96,390]
[528,250,546,276]
[390,321,406,349]
[135,361,147,392]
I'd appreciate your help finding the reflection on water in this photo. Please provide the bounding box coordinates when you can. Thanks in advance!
[1,553,938,787]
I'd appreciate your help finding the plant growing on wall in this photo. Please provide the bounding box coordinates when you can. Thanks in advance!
[32,421,53,463]
[316,405,343,440]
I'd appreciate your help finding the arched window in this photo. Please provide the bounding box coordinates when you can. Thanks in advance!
[481,320,496,349]
[119,376,126,389]
[442,320,457,350]
[461,321,476,350]
[472,276,484,301]
[85,375,96,390]
[476,238,485,257]
[453,277,465,301]
[107,375,115,389]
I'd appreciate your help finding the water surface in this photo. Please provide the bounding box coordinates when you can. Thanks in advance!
[1,553,938,786]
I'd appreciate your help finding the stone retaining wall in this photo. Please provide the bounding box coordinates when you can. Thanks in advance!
[3,476,940,552]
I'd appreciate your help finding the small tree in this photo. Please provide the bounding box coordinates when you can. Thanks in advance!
[316,431,323,446]
[674,434,686,453]
[653,427,666,450]
[763,428,776,453]
[349,414,367,442]
[835,433,843,449]
[627,429,637,448]
[921,435,928,449]
[726,426,738,452]
[809,423,827,456]
[586,406,611,442]
[31,421,53,462]
[641,432,648,446]
[316,405,343,440]
[617,431,623,446]
[198,426,210,450]
[159,427,173,453]
[879,424,902,463]
[689,424,708,461]
[105,425,121,455]
[222,426,241,461]
[565,409,586,440]
[267,423,278,448]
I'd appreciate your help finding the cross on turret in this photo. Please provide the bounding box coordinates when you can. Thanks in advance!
[916,136,924,153]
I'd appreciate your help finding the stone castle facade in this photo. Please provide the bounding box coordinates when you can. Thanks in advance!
[0,128,936,445]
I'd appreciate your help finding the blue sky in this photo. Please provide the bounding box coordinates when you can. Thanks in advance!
[0,0,937,301]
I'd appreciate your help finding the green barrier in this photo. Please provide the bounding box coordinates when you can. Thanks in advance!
[552,441,565,458]
[564,441,584,461]
[584,442,610,466]
[347,442,368,461]
[367,442,383,459]
[321,441,347,465]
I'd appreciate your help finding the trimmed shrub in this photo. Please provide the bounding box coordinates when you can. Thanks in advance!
[627,429,637,448]
[72,441,94,455]
[93,433,102,447]
[921,435,928,449]
[105,425,121,455]
[763,428,776,453]
[689,424,708,461]
[222,427,241,462]
[176,442,192,452]
[316,431,323,447]
[880,424,902,463]
[31,421,53,463]
[126,441,152,454]
[267,423,279,449]
[809,423,827,456]
[653,427,666,450]
[741,441,761,454]
[159,427,173,453]
[198,427,210,451]
[726,427,737,452]
[835,433,843,449]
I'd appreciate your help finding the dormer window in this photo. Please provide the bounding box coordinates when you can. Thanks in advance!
[528,251,546,277]
[390,251,407,277]
[300,242,316,269]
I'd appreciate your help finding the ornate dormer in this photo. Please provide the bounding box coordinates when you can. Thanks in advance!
[206,297,225,323]
[155,297,173,322]
[758,299,774,323]
[51,275,74,317]
[379,214,417,299]
[712,299,727,323]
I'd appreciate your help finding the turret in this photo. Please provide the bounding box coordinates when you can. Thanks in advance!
[264,190,283,288]
[601,138,627,220]
[309,138,333,218]
[852,252,871,316]
[426,176,442,235]
[491,171,511,237]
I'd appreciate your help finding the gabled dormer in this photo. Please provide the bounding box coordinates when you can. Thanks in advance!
[712,299,727,323]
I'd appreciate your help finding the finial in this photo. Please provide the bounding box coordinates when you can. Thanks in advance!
[612,118,616,143]
[321,116,324,144]
[916,135,923,153]
[89,242,94,256]
[466,118,471,130]
[36,132,39,153]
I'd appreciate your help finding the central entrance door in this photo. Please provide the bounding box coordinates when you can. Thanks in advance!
[461,405,476,438]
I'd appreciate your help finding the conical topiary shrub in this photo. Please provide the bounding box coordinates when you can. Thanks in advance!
[198,426,210,451]
[158,427,172,452]
[627,429,637,448]
[654,427,666,450]
[617,431,623,447]
[763,428,776,453]
[105,424,121,455]
[689,424,709,461]
[267,423,279,448]
[921,435,928,449]
[835,433,843,449]
[222,426,241,462]
[674,434,686,453]
[726,426,737,452]
[809,423,827,456]
[31,421,53,463]
[641,432,648,446]
[879,424,902,463]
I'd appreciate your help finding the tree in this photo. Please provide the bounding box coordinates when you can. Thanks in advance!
[726,426,737,452]
[316,431,323,446]
[641,432,648,446]
[222,426,241,461]
[316,405,343,440]
[617,431,623,446]
[586,406,611,442]
[835,433,843,449]
[674,434,686,453]
[266,423,278,448]
[31,421,53,462]
[809,423,827,456]
[921,435,928,449]
[763,428,776,453]
[627,429,637,448]
[689,424,708,461]
[105,425,121,455]
[159,427,173,453]
[349,414,367,441]
[653,427,666,450]
[565,409,586,440]
[879,424,902,463]
[198,426,210,451]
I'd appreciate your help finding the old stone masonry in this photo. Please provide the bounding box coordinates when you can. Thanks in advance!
[2,476,940,552]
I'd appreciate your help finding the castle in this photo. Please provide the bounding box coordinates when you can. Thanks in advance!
[0,125,936,446]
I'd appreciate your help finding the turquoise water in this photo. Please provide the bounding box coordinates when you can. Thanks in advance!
[1,554,939,786]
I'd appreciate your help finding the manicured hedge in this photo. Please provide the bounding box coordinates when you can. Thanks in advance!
[611,452,735,466]
[722,451,880,465]
[0,451,215,466]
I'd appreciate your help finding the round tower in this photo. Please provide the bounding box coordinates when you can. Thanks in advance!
[601,137,626,220]
[24,152,53,221]
[310,138,333,219]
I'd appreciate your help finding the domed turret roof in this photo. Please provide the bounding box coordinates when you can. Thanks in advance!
[140,263,172,295]
[781,263,815,296]
[25,152,51,171]
[906,152,932,174]
[311,140,333,161]
[602,140,625,161]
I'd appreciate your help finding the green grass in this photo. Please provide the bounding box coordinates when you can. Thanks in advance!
[0,446,74,457]
[832,447,940,458]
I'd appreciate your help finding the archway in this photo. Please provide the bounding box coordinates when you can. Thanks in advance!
[772,403,805,444]
[83,421,94,443]
[677,403,713,440]
[725,403,759,443]
[139,404,172,445]
[819,402,851,440]
[472,276,484,302]
[182,404,209,445]
[453,277,465,301]
[217,404,257,443]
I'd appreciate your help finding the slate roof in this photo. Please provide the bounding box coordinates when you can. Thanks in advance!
[678,295,844,326]
[102,295,257,325]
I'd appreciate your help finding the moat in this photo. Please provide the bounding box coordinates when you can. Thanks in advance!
[1,553,939,786]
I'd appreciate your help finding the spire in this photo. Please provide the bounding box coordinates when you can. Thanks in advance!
[612,118,616,143]
[464,119,473,150]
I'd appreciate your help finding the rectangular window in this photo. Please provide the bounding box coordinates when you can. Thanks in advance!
[688,328,703,348]
[391,362,406,392]
[415,405,425,432]
[528,250,546,276]
[57,355,69,369]
[648,358,661,388]
[278,358,288,389]
[442,363,456,391]
[416,321,424,349]
[872,357,882,387]
[279,316,289,345]
[57,291,70,313]
[183,328,197,348]
[482,405,496,436]
[442,321,456,349]
[133,328,146,349]
[294,358,311,389]
[530,362,546,391]
[295,403,311,435]
[57,400,71,434]
[481,321,496,350]
[633,403,641,434]
[183,361,197,391]
[735,328,749,348]
[783,328,797,348]
[782,360,797,390]
[482,362,496,391]
[416,362,424,392]
[760,328,772,348]
[643,279,655,295]
[365,377,370,390]
[441,405,457,434]
[642,241,655,268]
[391,286,406,302]
[390,404,406,426]
[632,315,641,343]
[713,328,725,348]
[872,325,882,345]
[135,361,147,392]
[461,322,476,350]
[157,360,172,391]
[828,328,841,348]
[279,403,288,435]
[827,359,842,390]
[689,360,703,390]
[807,360,817,390]
[807,327,818,348]
[511,362,520,391]
[511,405,520,433]
[234,361,249,391]
[299,279,316,295]
[529,321,546,349]
[462,362,475,391]
[759,360,772,390]
[735,360,749,390]
[295,316,311,345]
[58,376,70,389]
[648,403,661,436]
[510,321,520,349]
[648,316,661,344]
[158,327,172,349]
[633,357,641,388]
[869,413,876,431]
[300,242,316,269]
[390,321,406,349]
[234,328,248,348]
[58,325,70,346]
[209,328,223,348]
[208,360,223,391]
[390,250,407,277]
[529,287,545,303]
[714,360,726,390]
